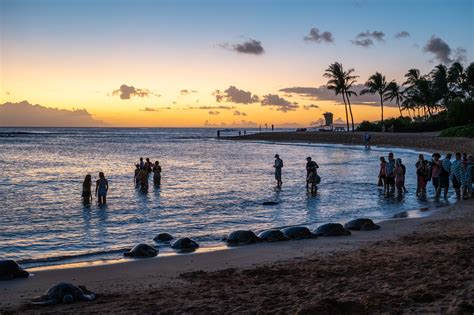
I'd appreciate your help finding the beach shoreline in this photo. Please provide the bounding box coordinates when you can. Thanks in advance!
[1,199,473,313]
[225,131,474,154]
[1,135,473,313]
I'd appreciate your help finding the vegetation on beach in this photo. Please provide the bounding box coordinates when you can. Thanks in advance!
[440,124,474,138]
[323,61,473,133]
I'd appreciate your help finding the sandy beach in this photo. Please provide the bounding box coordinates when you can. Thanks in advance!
[1,199,473,314]
[227,131,474,154]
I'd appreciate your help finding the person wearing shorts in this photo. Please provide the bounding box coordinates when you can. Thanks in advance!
[385,153,396,195]
[439,153,452,198]
[95,172,109,205]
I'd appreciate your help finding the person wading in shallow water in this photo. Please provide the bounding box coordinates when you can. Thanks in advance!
[274,154,283,188]
[153,161,162,187]
[95,172,109,205]
[82,174,92,204]
[306,157,320,194]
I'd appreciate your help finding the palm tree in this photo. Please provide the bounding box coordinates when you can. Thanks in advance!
[323,62,349,131]
[467,62,474,98]
[384,81,405,117]
[343,69,359,132]
[360,72,390,127]
[323,62,358,131]
[431,64,449,108]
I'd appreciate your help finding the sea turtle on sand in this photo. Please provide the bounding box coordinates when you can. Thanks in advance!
[262,201,279,206]
[0,260,29,280]
[153,233,174,242]
[224,230,260,245]
[171,237,200,251]
[314,223,351,237]
[31,282,96,305]
[281,226,314,240]
[258,229,289,242]
[344,218,380,231]
[123,244,158,258]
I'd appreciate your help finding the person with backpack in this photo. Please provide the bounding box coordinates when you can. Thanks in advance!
[439,153,452,199]
[306,157,320,194]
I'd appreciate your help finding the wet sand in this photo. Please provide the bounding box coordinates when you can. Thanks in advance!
[1,200,473,314]
[227,131,474,154]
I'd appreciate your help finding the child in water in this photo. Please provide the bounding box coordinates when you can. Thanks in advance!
[82,174,92,204]
[134,164,140,187]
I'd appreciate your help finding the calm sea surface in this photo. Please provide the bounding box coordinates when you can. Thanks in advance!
[0,128,454,267]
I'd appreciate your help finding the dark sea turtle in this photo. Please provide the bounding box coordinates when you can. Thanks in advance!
[314,223,351,237]
[281,226,314,239]
[31,282,96,305]
[123,244,158,258]
[224,230,260,245]
[171,237,200,251]
[258,229,289,242]
[154,233,174,242]
[344,218,380,231]
[0,260,29,280]
[262,201,279,206]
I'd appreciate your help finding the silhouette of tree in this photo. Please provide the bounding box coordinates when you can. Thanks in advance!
[360,72,390,127]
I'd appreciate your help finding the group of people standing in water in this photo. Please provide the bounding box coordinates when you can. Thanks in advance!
[81,157,162,205]
[133,157,162,192]
[81,150,473,205]
[379,151,474,199]
[273,154,321,194]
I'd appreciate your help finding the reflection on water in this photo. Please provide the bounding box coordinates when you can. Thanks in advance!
[0,128,454,267]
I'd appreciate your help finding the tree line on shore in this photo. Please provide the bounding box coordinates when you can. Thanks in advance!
[323,61,474,134]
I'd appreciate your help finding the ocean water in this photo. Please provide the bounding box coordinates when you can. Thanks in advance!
[0,128,453,268]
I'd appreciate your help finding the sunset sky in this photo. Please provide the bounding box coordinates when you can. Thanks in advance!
[1,0,472,127]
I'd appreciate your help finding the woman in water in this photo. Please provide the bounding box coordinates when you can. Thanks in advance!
[394,159,405,197]
[153,161,162,187]
[378,157,387,194]
[82,174,92,204]
[95,172,109,205]
[133,164,140,187]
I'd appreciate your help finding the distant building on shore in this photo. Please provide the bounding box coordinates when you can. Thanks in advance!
[323,112,333,127]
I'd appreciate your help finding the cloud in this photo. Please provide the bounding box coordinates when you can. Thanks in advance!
[221,39,264,55]
[208,111,220,115]
[180,89,197,96]
[453,47,467,63]
[304,27,334,43]
[233,110,247,116]
[280,85,398,107]
[187,105,235,110]
[139,107,171,112]
[111,84,154,99]
[0,101,107,127]
[395,31,410,39]
[260,94,299,112]
[303,104,320,110]
[5,91,10,95]
[351,30,385,47]
[423,36,452,64]
[214,86,259,104]
[204,119,258,127]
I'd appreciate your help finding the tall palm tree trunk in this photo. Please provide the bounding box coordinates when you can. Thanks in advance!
[397,99,403,117]
[341,92,350,132]
[346,92,355,131]
[379,94,384,127]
